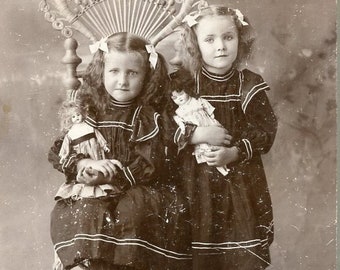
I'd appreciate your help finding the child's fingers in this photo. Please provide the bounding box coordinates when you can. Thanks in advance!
[76,167,86,182]
[110,159,123,169]
[100,164,115,178]
[225,134,232,142]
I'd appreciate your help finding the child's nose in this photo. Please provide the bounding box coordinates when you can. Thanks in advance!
[117,73,128,86]
[216,38,226,51]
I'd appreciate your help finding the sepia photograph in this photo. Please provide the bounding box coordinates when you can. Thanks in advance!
[0,0,336,269]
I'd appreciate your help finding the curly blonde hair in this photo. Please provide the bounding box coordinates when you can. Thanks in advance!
[180,5,256,76]
[81,32,169,113]
[58,100,84,134]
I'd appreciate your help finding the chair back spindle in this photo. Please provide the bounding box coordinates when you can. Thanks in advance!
[62,38,82,90]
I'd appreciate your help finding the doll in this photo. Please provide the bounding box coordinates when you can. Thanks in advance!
[58,101,110,164]
[56,100,122,200]
[171,88,230,176]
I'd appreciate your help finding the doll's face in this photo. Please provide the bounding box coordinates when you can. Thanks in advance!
[171,90,190,106]
[71,110,83,124]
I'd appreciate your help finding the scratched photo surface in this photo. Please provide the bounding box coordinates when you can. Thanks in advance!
[0,0,336,269]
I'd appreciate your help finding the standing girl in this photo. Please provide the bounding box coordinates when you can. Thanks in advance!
[171,5,277,270]
[48,32,191,270]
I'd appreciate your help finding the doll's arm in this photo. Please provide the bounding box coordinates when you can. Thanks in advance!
[48,136,87,183]
[199,98,216,118]
[173,115,186,133]
[58,134,71,163]
[94,128,110,152]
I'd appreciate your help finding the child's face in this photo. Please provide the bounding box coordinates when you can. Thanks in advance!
[195,15,238,74]
[171,90,190,106]
[104,51,146,102]
[71,110,83,124]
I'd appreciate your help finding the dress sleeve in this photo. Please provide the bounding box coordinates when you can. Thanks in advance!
[115,138,164,190]
[112,107,166,190]
[234,71,277,161]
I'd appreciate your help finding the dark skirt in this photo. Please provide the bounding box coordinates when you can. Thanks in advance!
[178,148,272,270]
[51,185,192,270]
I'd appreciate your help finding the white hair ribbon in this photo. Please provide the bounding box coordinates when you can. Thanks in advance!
[145,44,158,69]
[89,37,109,54]
[234,9,249,26]
[182,13,200,27]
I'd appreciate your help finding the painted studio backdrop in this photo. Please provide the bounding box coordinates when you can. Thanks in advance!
[0,0,336,269]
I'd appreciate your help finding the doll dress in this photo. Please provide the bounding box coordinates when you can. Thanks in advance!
[173,67,277,270]
[56,123,120,200]
[174,97,228,174]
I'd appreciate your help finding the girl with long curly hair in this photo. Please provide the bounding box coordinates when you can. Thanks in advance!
[170,5,278,270]
[48,32,191,270]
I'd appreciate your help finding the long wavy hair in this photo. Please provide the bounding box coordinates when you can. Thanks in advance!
[81,32,169,113]
[181,5,256,76]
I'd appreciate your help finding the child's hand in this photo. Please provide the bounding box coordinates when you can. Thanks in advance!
[204,146,239,167]
[77,167,105,185]
[77,159,123,184]
[192,126,232,146]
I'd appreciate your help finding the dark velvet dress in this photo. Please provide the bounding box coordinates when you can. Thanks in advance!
[48,99,192,270]
[173,67,277,270]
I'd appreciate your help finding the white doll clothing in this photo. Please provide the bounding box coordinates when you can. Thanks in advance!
[59,122,108,163]
[174,97,229,175]
[57,122,114,199]
[175,97,220,127]
[54,182,122,201]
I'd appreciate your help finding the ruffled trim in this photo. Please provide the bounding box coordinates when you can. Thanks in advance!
[54,183,122,201]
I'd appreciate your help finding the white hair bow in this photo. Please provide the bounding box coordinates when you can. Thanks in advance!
[89,37,109,54]
[182,13,200,27]
[145,44,158,69]
[234,9,249,26]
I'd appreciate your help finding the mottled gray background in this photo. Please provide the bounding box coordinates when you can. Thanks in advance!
[0,0,336,269]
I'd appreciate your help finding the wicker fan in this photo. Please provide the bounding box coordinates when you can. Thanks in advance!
[39,0,198,89]
[39,0,198,44]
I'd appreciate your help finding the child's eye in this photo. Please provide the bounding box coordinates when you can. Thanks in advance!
[204,38,214,43]
[110,69,119,74]
[224,34,235,41]
[127,71,138,76]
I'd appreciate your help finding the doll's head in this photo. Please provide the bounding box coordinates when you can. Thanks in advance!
[171,90,190,107]
[82,32,169,112]
[181,5,255,75]
[59,101,85,134]
[169,69,196,109]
